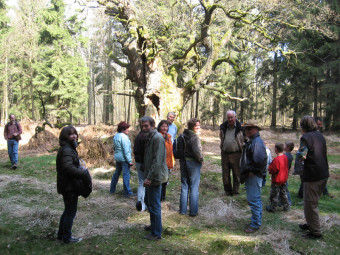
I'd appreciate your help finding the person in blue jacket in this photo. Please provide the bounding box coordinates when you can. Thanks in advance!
[110,121,134,196]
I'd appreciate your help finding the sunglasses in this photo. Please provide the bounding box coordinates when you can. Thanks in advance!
[245,127,254,130]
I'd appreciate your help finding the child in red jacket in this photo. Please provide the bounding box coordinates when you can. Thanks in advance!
[266,143,290,212]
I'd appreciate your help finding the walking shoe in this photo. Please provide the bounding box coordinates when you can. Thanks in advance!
[136,201,142,211]
[12,164,17,170]
[126,193,136,197]
[144,225,151,231]
[302,232,322,239]
[144,234,161,241]
[266,205,275,213]
[244,226,259,233]
[297,201,304,205]
[63,237,82,244]
[327,193,335,198]
[283,207,290,212]
[298,224,309,231]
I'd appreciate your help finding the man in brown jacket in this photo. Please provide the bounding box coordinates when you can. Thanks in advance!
[4,114,22,169]
[219,110,244,196]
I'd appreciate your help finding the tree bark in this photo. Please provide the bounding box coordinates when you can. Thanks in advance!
[2,57,8,125]
[313,76,318,118]
[270,52,278,128]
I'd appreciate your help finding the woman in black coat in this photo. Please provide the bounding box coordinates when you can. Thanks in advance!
[56,126,86,244]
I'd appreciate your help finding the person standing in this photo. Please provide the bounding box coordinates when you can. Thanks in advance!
[179,118,203,217]
[219,110,244,196]
[142,116,168,241]
[266,143,290,213]
[315,117,333,198]
[262,142,272,187]
[110,121,134,196]
[56,126,87,244]
[240,120,267,233]
[167,112,177,143]
[157,120,175,202]
[134,126,149,211]
[4,114,22,169]
[298,115,329,239]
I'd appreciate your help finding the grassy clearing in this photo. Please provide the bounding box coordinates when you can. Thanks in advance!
[0,149,340,255]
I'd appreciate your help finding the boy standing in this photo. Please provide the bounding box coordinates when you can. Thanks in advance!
[266,143,290,212]
[284,141,294,205]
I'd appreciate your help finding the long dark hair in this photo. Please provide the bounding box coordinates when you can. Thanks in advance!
[59,125,78,145]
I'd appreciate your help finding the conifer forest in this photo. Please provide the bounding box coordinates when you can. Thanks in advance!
[0,0,339,130]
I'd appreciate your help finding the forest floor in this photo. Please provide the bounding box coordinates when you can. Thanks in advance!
[0,123,340,255]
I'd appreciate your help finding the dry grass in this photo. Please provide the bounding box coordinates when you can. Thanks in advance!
[200,198,247,221]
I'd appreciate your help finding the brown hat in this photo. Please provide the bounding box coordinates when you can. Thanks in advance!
[242,120,262,130]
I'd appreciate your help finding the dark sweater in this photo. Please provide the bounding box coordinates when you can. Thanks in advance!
[183,129,203,163]
[56,141,86,194]
[301,131,329,182]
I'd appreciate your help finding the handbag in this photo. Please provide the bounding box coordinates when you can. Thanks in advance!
[72,160,92,198]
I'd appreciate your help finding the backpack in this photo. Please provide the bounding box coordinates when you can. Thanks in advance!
[173,134,187,160]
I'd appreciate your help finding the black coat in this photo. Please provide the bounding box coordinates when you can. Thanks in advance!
[56,141,87,194]
[301,131,329,182]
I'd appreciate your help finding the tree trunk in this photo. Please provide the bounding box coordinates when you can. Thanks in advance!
[2,57,8,125]
[127,81,132,123]
[270,53,278,128]
[195,90,199,118]
[112,76,116,124]
[92,72,96,125]
[313,76,318,118]
[88,51,93,124]
[292,94,299,130]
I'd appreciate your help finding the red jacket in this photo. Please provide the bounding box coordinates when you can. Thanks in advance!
[268,154,289,185]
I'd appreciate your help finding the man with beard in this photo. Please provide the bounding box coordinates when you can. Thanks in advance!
[141,116,168,241]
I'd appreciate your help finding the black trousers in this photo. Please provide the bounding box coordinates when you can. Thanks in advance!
[58,192,78,241]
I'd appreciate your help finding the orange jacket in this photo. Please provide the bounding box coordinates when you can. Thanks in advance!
[160,132,175,169]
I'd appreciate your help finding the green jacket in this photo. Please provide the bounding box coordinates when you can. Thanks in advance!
[144,129,168,186]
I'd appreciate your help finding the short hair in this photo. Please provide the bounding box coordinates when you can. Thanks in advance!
[59,125,78,144]
[140,116,155,127]
[285,141,294,152]
[275,142,284,153]
[9,113,15,118]
[300,115,317,132]
[226,110,236,117]
[315,117,323,122]
[117,121,130,132]
[157,120,168,132]
[187,118,200,131]
[167,112,176,118]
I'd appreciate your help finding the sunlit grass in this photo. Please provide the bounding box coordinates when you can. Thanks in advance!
[0,153,339,254]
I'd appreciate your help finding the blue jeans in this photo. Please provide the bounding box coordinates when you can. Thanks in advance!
[58,192,78,241]
[110,161,133,195]
[7,139,19,165]
[179,160,202,216]
[136,162,146,211]
[245,175,263,229]
[145,185,162,237]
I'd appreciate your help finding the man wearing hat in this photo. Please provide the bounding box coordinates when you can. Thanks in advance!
[240,120,267,233]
